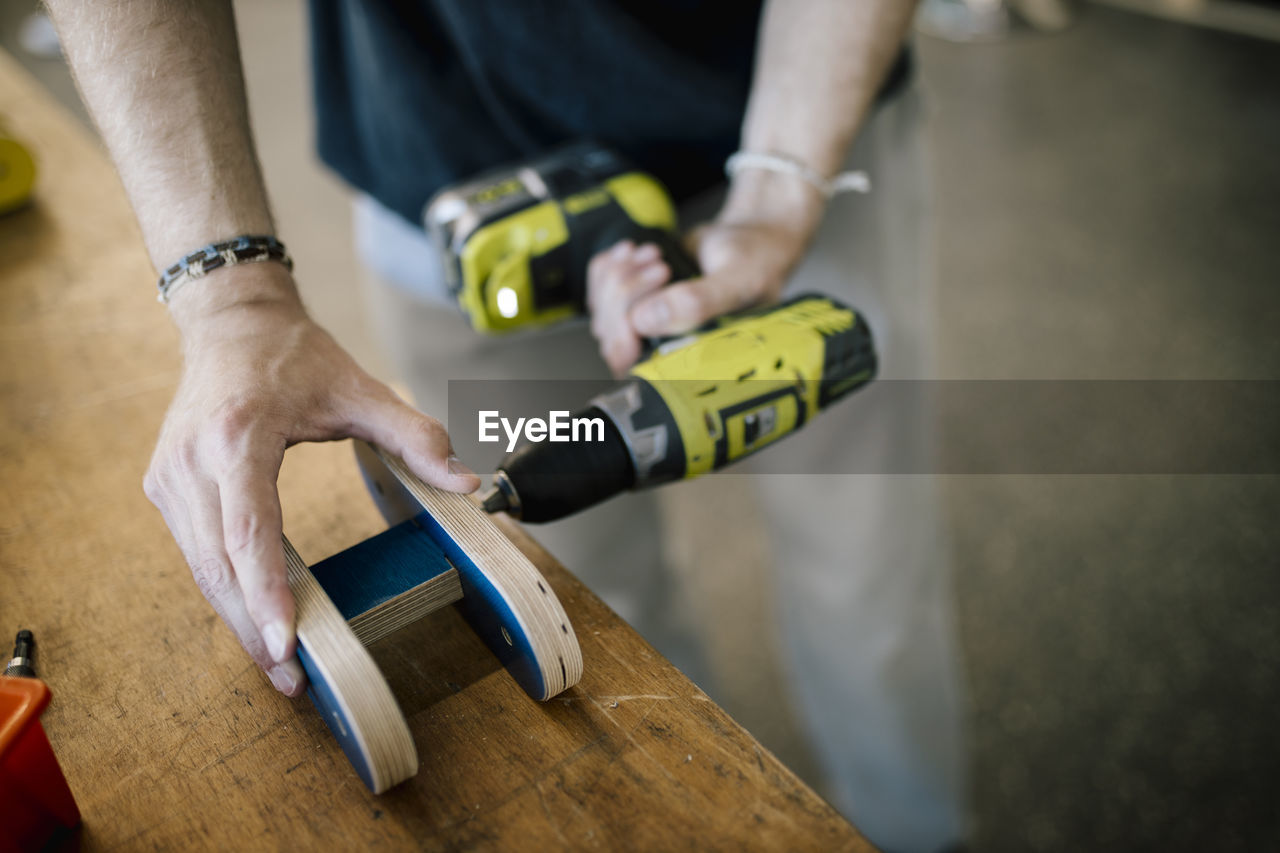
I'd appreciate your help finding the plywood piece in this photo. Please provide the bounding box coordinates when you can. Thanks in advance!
[283,536,416,794]
[369,445,584,701]
[307,514,463,645]
[293,448,584,793]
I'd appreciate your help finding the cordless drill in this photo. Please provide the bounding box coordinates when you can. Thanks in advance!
[423,143,877,522]
[426,141,698,333]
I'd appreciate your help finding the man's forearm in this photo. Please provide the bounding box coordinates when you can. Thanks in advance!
[745,0,917,175]
[724,0,918,229]
[46,1,285,302]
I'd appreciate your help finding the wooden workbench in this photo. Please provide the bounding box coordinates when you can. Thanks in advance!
[0,51,872,850]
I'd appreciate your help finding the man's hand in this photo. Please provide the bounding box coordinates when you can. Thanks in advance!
[144,264,479,696]
[584,0,917,376]
[586,171,824,377]
[47,1,482,698]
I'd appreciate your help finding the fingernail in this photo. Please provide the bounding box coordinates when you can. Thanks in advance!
[606,350,632,379]
[262,620,291,663]
[634,243,660,261]
[641,264,668,285]
[448,453,475,478]
[268,662,298,694]
[603,342,624,371]
[611,241,633,259]
[634,300,670,330]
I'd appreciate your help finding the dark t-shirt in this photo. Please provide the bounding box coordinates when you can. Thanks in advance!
[309,0,909,225]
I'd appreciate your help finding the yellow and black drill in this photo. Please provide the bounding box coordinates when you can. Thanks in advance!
[424,143,877,522]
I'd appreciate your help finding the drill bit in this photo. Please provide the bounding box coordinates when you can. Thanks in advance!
[4,629,35,678]
[480,470,521,517]
[480,487,508,514]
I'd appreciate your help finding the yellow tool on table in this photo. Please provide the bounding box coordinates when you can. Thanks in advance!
[0,128,36,214]
[425,142,879,523]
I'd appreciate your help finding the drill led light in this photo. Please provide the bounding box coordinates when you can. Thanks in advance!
[496,286,519,318]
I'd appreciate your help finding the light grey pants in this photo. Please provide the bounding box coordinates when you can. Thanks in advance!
[356,86,966,852]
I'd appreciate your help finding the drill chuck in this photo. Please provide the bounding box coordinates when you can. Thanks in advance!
[481,405,637,522]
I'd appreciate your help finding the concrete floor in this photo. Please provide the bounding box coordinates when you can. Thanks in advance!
[925,7,1280,850]
[5,2,1278,850]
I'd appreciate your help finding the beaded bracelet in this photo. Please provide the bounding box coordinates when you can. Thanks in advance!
[156,234,293,303]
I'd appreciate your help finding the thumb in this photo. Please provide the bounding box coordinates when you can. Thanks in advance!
[348,385,481,494]
[629,275,748,338]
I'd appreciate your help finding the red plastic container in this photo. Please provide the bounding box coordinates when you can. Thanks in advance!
[0,677,81,852]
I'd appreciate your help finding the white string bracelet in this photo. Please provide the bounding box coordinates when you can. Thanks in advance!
[725,151,871,200]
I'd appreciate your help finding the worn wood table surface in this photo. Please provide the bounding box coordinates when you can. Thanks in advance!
[0,52,872,851]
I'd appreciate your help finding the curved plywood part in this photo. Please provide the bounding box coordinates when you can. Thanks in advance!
[282,537,417,794]
[354,439,421,527]
[367,443,584,701]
